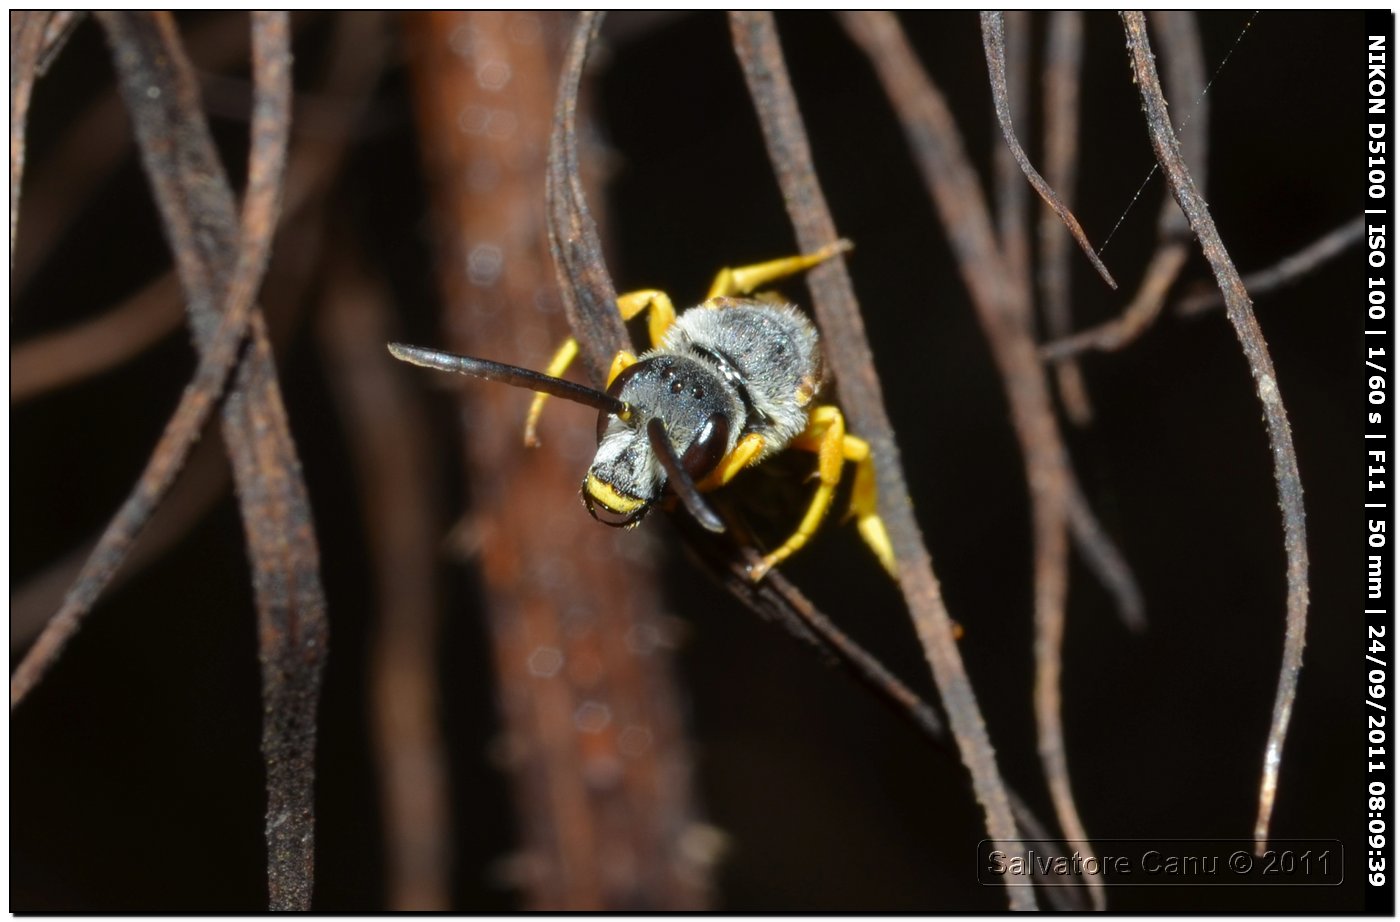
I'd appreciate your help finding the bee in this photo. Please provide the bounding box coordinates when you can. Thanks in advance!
[389,242,894,582]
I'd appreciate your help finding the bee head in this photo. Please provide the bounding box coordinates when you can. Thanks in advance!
[582,355,740,529]
[385,342,732,535]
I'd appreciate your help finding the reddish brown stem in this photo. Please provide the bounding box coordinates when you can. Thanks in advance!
[408,11,708,908]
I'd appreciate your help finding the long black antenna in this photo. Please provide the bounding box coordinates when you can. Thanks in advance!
[646,418,726,533]
[387,342,630,418]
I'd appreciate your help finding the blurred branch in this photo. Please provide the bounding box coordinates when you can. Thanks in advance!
[1120,11,1310,857]
[301,12,454,912]
[410,11,708,908]
[980,11,1115,291]
[983,15,1102,905]
[1038,10,1094,425]
[1177,216,1365,316]
[841,11,1157,908]
[732,11,1033,910]
[11,13,265,293]
[991,11,1031,293]
[9,11,56,264]
[10,432,230,651]
[1041,11,1207,364]
[675,517,1091,910]
[318,246,450,910]
[11,271,184,403]
[1066,482,1146,632]
[1039,244,1189,361]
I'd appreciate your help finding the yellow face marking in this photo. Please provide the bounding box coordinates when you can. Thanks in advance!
[584,472,645,515]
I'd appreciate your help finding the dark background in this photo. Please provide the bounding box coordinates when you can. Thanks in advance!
[11,11,1369,911]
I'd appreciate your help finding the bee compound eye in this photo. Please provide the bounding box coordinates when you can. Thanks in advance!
[604,362,646,400]
[598,363,647,444]
[680,412,730,482]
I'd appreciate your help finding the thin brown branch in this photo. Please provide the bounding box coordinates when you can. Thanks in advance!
[14,11,378,403]
[732,11,1033,910]
[547,13,627,381]
[980,11,1116,291]
[1038,10,1094,425]
[1121,11,1310,857]
[13,11,293,708]
[11,13,266,293]
[318,248,450,910]
[674,516,1092,910]
[10,11,54,264]
[35,10,83,74]
[1066,481,1146,632]
[1040,11,1206,364]
[11,271,184,402]
[90,12,325,908]
[992,11,1031,292]
[9,0,366,642]
[1039,243,1190,361]
[1177,216,1365,316]
[10,432,230,651]
[841,11,1129,908]
[984,17,1102,900]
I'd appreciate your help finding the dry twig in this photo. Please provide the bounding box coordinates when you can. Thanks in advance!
[10,15,268,292]
[9,11,54,264]
[11,272,185,403]
[673,516,1090,910]
[1037,10,1094,425]
[842,11,1155,908]
[12,11,294,710]
[90,12,325,908]
[1177,216,1365,316]
[1120,10,1309,857]
[10,433,230,651]
[734,11,1032,910]
[1040,11,1207,364]
[318,249,451,910]
[980,11,1116,292]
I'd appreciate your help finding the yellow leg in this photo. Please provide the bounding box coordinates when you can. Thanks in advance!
[524,337,580,447]
[847,444,897,578]
[616,289,677,349]
[751,406,897,581]
[523,289,677,445]
[748,406,845,581]
[605,350,636,388]
[697,432,766,492]
[705,239,853,300]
